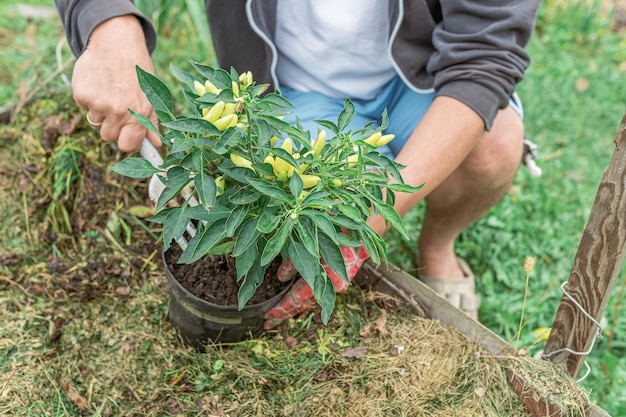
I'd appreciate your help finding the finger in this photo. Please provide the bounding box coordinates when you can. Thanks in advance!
[263,278,315,329]
[98,118,119,144]
[115,121,149,152]
[146,112,162,147]
[146,128,162,148]
[277,258,298,282]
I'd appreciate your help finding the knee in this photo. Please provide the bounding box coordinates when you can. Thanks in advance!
[462,107,525,187]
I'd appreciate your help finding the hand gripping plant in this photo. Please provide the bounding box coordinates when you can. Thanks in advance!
[112,62,421,324]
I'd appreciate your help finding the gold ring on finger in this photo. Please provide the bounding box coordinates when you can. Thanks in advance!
[86,113,103,128]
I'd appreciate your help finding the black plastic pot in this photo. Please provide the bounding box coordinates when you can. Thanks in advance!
[162,251,291,351]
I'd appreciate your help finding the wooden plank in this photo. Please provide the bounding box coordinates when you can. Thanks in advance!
[355,262,612,417]
[543,112,626,377]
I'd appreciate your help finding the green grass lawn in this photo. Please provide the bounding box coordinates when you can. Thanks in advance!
[1,0,625,415]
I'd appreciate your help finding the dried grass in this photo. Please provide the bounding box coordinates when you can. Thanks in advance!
[0,92,596,416]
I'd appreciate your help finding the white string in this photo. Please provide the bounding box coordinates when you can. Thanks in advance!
[541,281,602,382]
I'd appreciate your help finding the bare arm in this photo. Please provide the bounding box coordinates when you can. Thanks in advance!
[368,96,484,235]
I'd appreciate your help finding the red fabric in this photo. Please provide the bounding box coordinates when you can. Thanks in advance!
[263,245,370,329]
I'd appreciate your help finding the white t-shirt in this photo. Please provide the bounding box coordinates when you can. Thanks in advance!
[274,0,396,100]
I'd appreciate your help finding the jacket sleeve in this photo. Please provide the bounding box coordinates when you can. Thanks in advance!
[54,0,157,57]
[428,0,540,129]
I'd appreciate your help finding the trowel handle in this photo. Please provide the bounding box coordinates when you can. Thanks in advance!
[140,138,163,169]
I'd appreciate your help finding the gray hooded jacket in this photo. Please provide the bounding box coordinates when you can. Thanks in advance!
[55,0,540,130]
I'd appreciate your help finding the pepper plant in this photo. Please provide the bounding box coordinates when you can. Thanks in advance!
[111,62,421,323]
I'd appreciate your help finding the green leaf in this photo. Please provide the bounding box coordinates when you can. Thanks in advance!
[190,62,232,89]
[161,117,221,135]
[313,119,338,134]
[380,107,390,130]
[110,158,161,178]
[318,276,337,325]
[128,109,161,137]
[358,228,381,265]
[236,241,258,280]
[272,148,300,169]
[257,212,281,234]
[363,152,403,183]
[156,168,192,211]
[337,98,356,132]
[289,174,303,203]
[229,189,262,205]
[246,177,291,204]
[337,232,362,248]
[386,182,424,193]
[301,190,329,204]
[148,206,173,223]
[218,166,257,184]
[194,171,216,208]
[295,221,318,256]
[318,232,348,282]
[303,199,334,209]
[257,114,307,143]
[261,217,295,266]
[207,240,235,256]
[253,161,275,178]
[196,89,234,104]
[330,213,364,230]
[259,92,295,109]
[177,219,227,264]
[373,201,409,240]
[136,66,174,121]
[288,240,319,287]
[300,210,339,244]
[169,63,197,92]
[162,204,189,252]
[238,257,265,310]
[187,205,230,223]
[226,205,248,237]
[337,204,363,223]
[213,126,244,155]
[232,218,260,257]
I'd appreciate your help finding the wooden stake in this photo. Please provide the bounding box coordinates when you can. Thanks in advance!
[544,112,626,377]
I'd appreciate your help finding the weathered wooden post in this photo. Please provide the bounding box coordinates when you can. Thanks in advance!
[543,112,626,378]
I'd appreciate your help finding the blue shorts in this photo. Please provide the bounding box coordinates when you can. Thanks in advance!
[280,76,523,159]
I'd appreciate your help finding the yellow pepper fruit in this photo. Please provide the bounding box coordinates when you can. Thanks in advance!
[223,102,237,116]
[214,114,238,131]
[238,71,253,88]
[281,138,293,154]
[215,176,225,196]
[364,132,382,146]
[297,189,309,203]
[203,101,226,123]
[231,81,239,97]
[300,174,321,189]
[204,80,221,95]
[312,130,326,156]
[272,139,295,180]
[347,154,359,168]
[230,153,253,170]
[376,134,395,147]
[194,80,206,96]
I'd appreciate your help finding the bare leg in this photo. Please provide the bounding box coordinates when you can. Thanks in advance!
[417,105,525,279]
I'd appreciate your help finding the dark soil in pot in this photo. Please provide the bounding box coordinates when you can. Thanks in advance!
[164,245,290,307]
